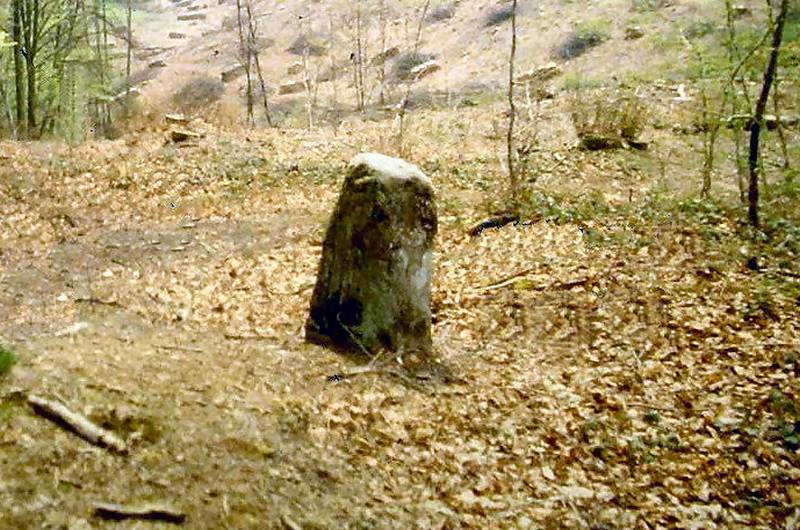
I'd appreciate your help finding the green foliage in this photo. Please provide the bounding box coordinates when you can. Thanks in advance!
[0,346,17,377]
[0,30,14,49]
[561,72,603,91]
[683,20,716,41]
[525,190,613,226]
[769,389,800,450]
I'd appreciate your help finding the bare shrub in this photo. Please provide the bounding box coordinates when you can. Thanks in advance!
[287,33,329,56]
[569,89,649,150]
[211,92,242,127]
[484,4,513,27]
[171,76,225,114]
[428,3,455,22]
[554,20,610,60]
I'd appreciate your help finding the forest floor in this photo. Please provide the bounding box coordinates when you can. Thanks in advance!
[1,104,799,529]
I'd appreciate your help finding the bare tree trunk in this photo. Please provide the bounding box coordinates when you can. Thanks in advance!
[377,0,386,106]
[100,0,110,126]
[395,0,430,156]
[506,0,519,215]
[771,76,790,170]
[11,0,26,136]
[235,0,253,125]
[302,49,313,128]
[352,1,365,112]
[124,0,132,124]
[244,0,272,126]
[724,0,746,203]
[699,80,719,198]
[90,0,106,135]
[748,0,789,228]
[327,9,339,130]
[20,0,40,134]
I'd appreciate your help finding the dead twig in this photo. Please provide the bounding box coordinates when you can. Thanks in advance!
[223,333,272,341]
[328,365,428,392]
[155,344,204,353]
[28,394,128,454]
[74,296,122,307]
[468,214,520,237]
[281,514,303,530]
[93,501,186,524]
[768,268,800,280]
[479,267,537,291]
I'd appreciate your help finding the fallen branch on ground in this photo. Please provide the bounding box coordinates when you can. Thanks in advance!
[93,502,186,524]
[327,365,428,392]
[74,296,121,307]
[468,213,519,237]
[223,332,272,340]
[28,394,128,454]
[478,267,537,291]
[155,344,203,353]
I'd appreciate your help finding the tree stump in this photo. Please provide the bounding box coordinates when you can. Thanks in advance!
[306,153,438,355]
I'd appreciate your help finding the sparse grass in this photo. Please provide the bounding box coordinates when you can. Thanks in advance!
[0,346,17,377]
[568,88,649,148]
[287,33,330,56]
[561,72,604,91]
[683,20,716,41]
[630,0,670,13]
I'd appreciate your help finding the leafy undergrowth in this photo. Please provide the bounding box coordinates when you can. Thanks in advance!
[0,111,798,528]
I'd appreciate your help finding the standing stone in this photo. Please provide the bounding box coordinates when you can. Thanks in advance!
[306,153,437,355]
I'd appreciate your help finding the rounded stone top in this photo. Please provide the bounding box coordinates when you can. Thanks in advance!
[349,153,432,188]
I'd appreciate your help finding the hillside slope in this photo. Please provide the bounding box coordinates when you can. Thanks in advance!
[117,0,766,126]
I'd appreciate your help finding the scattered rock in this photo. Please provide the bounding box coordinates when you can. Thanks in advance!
[165,113,189,125]
[578,134,624,151]
[428,3,456,23]
[278,80,306,95]
[409,60,440,80]
[732,5,751,18]
[726,113,800,131]
[221,63,246,83]
[177,13,206,21]
[287,33,329,56]
[168,32,187,39]
[287,62,303,75]
[370,46,400,66]
[624,25,645,40]
[517,62,562,84]
[627,138,649,150]
[170,128,201,143]
[135,46,166,60]
[306,153,438,355]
